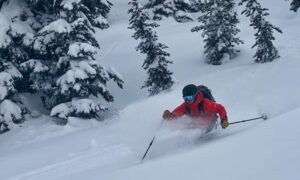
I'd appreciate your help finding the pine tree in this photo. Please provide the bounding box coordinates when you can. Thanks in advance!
[239,0,282,63]
[128,0,174,95]
[0,1,43,131]
[192,0,243,65]
[290,0,300,12]
[145,0,195,22]
[26,0,112,28]
[0,28,28,129]
[146,0,174,20]
[26,0,124,121]
[0,62,24,131]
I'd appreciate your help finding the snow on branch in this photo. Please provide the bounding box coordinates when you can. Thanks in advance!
[50,99,108,120]
[68,42,97,58]
[0,100,22,123]
[71,98,107,118]
[107,67,124,89]
[40,19,72,34]
[61,0,82,10]
[79,61,97,75]
[50,103,70,119]
[0,72,14,101]
[0,26,11,48]
[57,68,88,93]
[20,59,49,73]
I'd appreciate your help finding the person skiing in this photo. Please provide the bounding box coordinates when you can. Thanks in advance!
[163,84,229,132]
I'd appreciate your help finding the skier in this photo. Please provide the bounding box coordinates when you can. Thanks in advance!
[163,84,229,132]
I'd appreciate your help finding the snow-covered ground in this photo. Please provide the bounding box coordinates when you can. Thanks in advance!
[1,0,300,180]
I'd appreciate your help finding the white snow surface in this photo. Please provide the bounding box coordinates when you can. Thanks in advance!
[1,0,300,180]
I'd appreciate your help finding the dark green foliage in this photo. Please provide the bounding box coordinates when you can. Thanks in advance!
[145,0,198,22]
[240,0,282,63]
[128,0,174,95]
[0,28,29,68]
[290,0,300,12]
[192,0,243,65]
[0,26,29,126]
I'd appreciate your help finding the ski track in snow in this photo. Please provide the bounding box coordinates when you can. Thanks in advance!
[6,143,135,180]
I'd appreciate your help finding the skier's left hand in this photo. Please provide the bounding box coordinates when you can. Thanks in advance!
[221,120,229,129]
[163,110,173,120]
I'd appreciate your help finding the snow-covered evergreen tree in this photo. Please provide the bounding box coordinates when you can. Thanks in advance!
[26,0,112,28]
[145,0,197,22]
[0,1,40,132]
[0,28,28,129]
[128,0,174,95]
[192,0,243,65]
[0,63,24,131]
[239,0,282,63]
[147,0,174,20]
[26,0,124,122]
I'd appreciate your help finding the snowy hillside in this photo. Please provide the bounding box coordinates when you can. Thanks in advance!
[1,0,300,180]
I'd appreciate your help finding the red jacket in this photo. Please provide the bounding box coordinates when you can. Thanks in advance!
[171,92,227,125]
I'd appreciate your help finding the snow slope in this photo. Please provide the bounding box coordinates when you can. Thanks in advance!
[101,108,300,180]
[0,0,300,180]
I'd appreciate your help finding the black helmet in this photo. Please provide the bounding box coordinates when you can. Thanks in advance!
[182,84,198,97]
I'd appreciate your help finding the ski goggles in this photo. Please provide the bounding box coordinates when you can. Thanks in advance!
[183,95,196,102]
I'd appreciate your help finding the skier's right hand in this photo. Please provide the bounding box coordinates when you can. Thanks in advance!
[221,119,229,129]
[163,110,173,120]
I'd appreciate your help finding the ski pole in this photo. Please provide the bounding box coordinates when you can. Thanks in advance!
[229,115,268,125]
[141,119,164,162]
